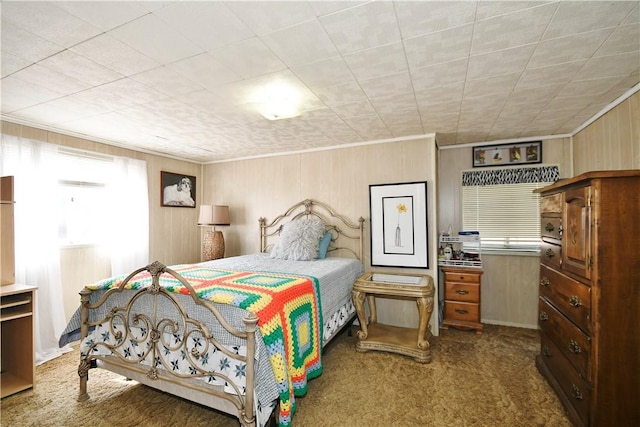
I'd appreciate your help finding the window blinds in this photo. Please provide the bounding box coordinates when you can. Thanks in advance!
[461,165,559,252]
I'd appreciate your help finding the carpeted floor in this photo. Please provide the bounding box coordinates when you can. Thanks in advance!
[1,325,571,426]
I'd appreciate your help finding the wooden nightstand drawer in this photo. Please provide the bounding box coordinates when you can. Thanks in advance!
[444,301,479,323]
[443,271,480,284]
[444,282,479,303]
[539,264,591,333]
[538,297,590,379]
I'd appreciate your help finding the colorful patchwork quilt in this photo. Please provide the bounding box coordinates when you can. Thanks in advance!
[87,264,324,426]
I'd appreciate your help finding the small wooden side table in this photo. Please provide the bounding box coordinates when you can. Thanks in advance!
[352,272,435,363]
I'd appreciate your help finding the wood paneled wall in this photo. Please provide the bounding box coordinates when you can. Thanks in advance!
[573,90,640,174]
[202,137,440,334]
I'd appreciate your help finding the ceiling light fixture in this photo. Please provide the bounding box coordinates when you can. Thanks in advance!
[252,81,302,121]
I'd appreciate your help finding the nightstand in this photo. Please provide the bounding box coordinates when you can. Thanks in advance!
[352,272,435,363]
[441,266,483,334]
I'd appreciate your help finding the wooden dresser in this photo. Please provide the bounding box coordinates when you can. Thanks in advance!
[535,170,640,427]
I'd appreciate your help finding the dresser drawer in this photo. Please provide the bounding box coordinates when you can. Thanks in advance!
[538,298,590,380]
[443,270,481,285]
[540,192,562,214]
[541,216,562,241]
[540,240,561,270]
[445,282,479,303]
[444,301,479,323]
[540,331,590,427]
[539,264,591,333]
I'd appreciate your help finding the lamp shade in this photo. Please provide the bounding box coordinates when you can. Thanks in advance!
[197,205,213,226]
[211,205,230,226]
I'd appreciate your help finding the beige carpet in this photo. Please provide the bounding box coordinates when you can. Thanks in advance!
[1,325,570,426]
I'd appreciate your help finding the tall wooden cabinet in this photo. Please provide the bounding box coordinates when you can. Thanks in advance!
[1,175,37,398]
[535,170,640,427]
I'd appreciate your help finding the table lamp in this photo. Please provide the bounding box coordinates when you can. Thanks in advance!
[198,205,230,260]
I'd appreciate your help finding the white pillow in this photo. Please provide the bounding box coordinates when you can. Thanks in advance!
[270,217,325,261]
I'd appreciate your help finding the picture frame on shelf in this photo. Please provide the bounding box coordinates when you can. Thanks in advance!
[161,171,196,208]
[472,141,542,168]
[369,181,428,269]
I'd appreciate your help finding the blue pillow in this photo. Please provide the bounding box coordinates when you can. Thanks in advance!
[317,231,332,259]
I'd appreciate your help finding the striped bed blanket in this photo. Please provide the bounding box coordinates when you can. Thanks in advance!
[87,264,324,426]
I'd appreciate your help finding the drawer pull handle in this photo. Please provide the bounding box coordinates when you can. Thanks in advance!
[545,223,555,232]
[540,277,550,287]
[455,308,469,315]
[456,289,469,295]
[539,311,549,321]
[569,340,582,354]
[545,249,555,258]
[569,295,582,307]
[542,345,552,357]
[570,384,583,400]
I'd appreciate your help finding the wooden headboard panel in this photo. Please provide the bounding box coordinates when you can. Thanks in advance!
[259,199,365,260]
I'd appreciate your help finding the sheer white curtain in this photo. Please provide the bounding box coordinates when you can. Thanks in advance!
[106,156,149,276]
[1,134,150,364]
[0,135,70,364]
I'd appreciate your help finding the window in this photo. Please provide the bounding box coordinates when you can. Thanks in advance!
[56,148,114,246]
[461,165,559,253]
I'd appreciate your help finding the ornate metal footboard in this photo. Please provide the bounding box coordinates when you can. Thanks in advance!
[77,261,259,427]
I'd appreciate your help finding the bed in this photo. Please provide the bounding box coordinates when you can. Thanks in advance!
[59,199,365,427]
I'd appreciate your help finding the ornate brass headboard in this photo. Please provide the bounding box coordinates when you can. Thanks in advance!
[259,199,365,260]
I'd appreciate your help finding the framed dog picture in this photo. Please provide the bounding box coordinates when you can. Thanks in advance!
[161,171,196,208]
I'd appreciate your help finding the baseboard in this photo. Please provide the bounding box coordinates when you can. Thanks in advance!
[481,319,538,329]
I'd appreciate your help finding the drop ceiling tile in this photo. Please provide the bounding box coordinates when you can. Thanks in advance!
[415,82,465,107]
[154,2,254,51]
[464,72,520,98]
[343,41,407,81]
[261,19,340,67]
[471,3,556,55]
[395,1,476,39]
[108,14,204,65]
[10,63,92,95]
[38,49,124,87]
[545,95,596,112]
[467,44,536,80]
[320,1,400,54]
[595,23,640,57]
[11,97,108,125]
[0,20,63,64]
[574,52,640,80]
[475,1,551,21]
[404,24,473,69]
[505,85,564,106]
[70,34,160,77]
[331,100,377,119]
[70,78,168,111]
[623,3,639,24]
[558,76,628,98]
[1,51,31,78]
[410,59,469,91]
[0,75,63,112]
[55,1,149,31]
[211,37,286,79]
[543,1,638,40]
[130,66,204,98]
[528,28,615,69]
[359,71,413,99]
[168,53,241,89]
[226,1,316,35]
[313,81,368,106]
[516,61,586,90]
[370,93,421,116]
[1,1,101,47]
[290,57,354,90]
[310,1,368,17]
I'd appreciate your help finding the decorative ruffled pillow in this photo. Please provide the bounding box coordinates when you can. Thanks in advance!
[270,216,326,261]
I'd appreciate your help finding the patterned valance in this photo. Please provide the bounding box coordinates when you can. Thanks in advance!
[462,165,559,186]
